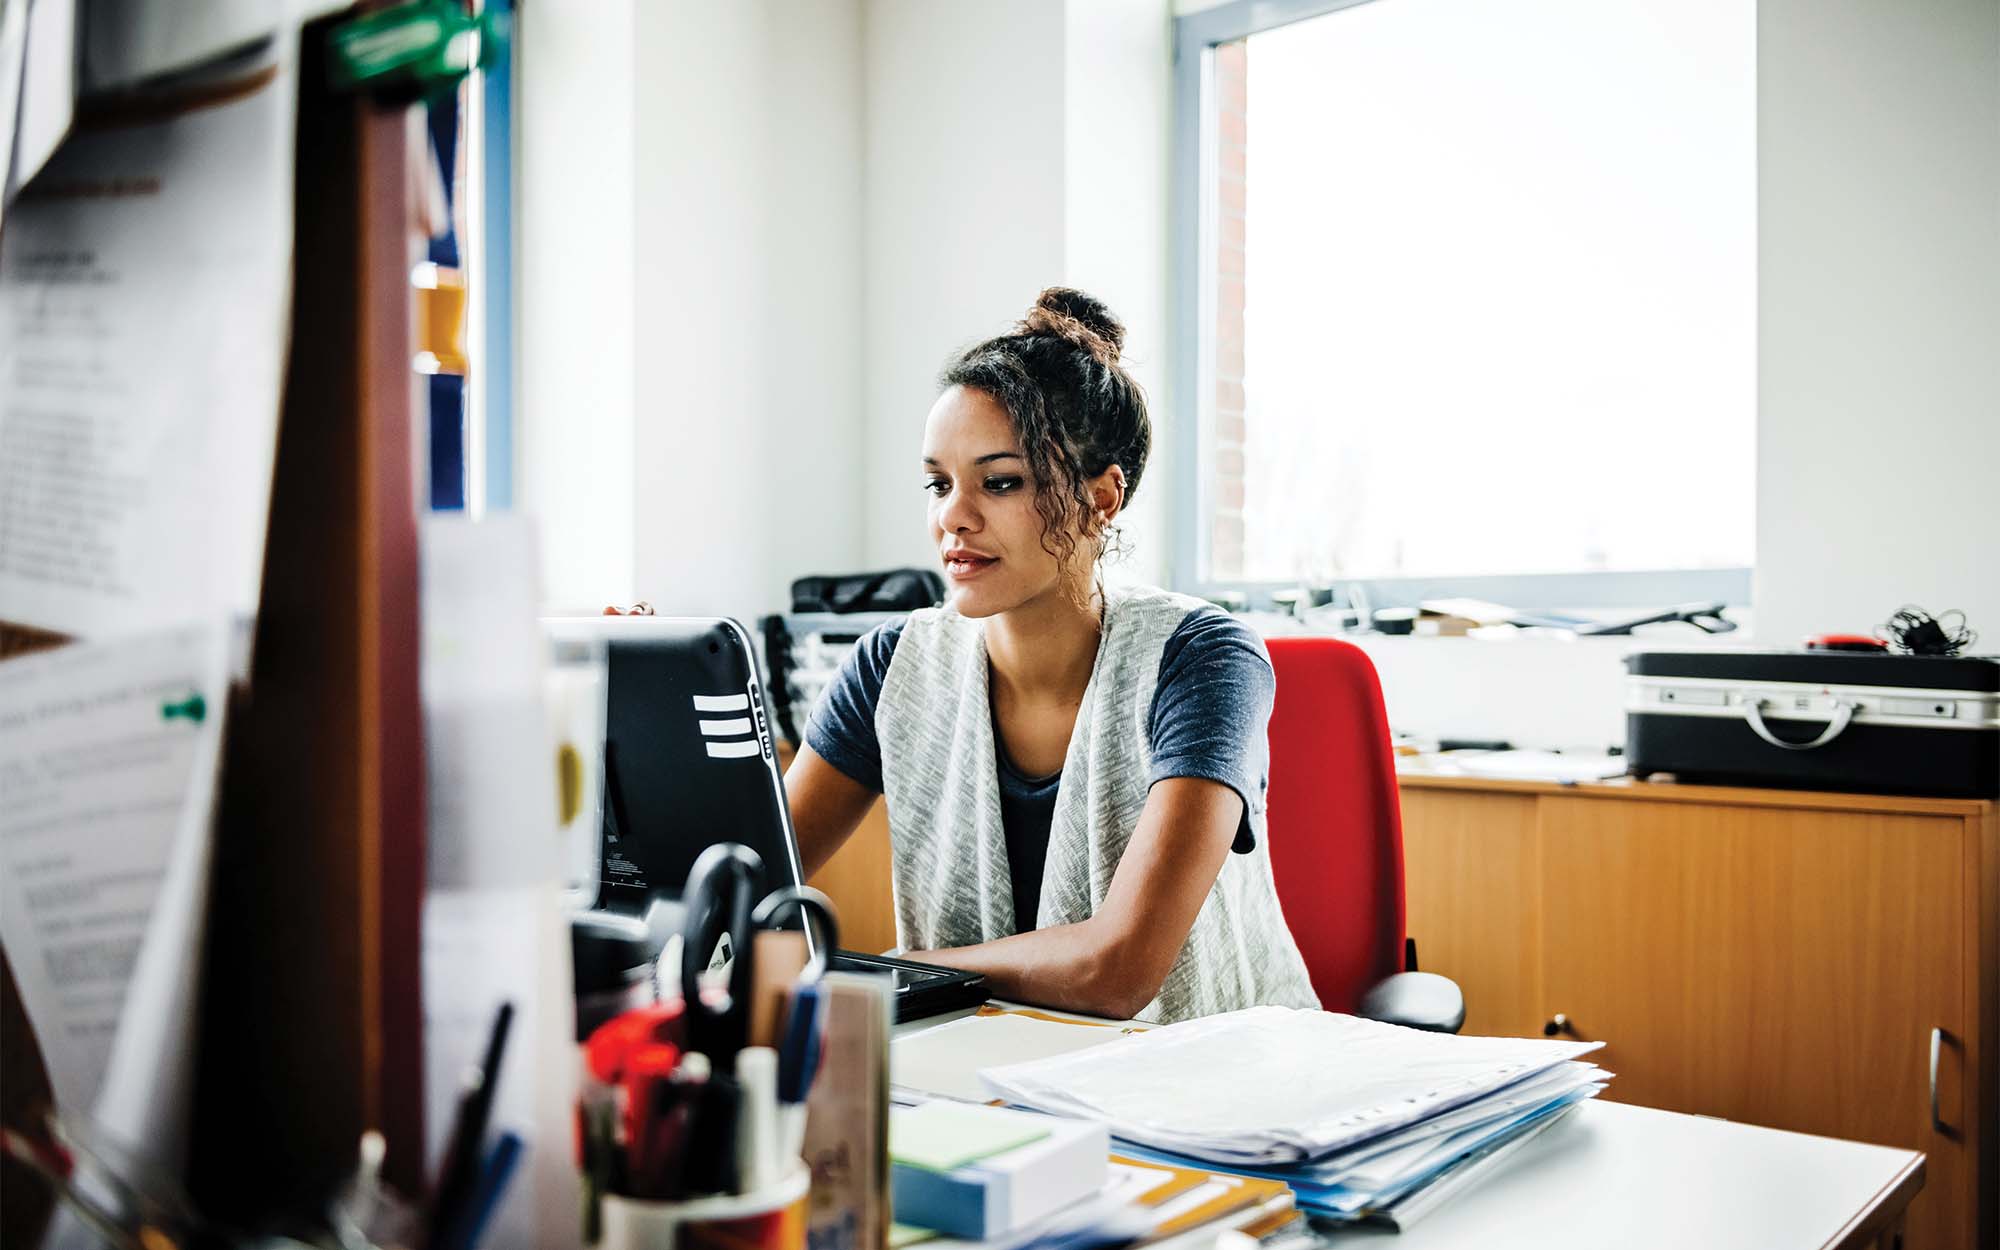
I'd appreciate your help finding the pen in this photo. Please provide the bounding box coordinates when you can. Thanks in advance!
[656,1056,712,1200]
[776,983,825,1162]
[1,1127,142,1250]
[622,1042,682,1194]
[736,1046,781,1194]
[647,1051,708,1201]
[444,1130,524,1250]
[682,1069,743,1197]
[333,1129,388,1248]
[429,1001,515,1246]
[582,1096,619,1242]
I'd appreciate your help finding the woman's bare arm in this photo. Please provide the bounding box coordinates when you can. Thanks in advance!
[903,775,1241,1020]
[783,744,880,881]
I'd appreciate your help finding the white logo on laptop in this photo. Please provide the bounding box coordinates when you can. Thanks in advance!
[692,694,759,759]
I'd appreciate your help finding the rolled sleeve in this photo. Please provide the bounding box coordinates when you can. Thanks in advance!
[1148,609,1276,853]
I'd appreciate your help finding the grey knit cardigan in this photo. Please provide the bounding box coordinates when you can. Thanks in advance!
[874,583,1320,1024]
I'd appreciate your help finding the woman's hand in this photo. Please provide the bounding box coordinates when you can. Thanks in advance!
[905,775,1242,1020]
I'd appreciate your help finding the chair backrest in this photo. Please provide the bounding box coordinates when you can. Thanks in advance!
[1262,636,1407,1012]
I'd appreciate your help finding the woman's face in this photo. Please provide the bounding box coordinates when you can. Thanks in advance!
[921,385,1072,619]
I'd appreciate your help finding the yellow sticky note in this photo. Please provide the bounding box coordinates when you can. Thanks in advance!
[890,1103,1050,1172]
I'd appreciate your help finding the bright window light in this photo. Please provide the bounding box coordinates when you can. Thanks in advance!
[1202,0,1756,591]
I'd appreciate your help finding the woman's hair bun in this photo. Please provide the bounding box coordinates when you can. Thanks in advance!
[1022,286,1125,363]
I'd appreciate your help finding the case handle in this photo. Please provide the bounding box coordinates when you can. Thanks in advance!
[1743,698,1856,751]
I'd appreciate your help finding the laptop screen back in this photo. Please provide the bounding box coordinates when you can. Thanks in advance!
[580,617,806,913]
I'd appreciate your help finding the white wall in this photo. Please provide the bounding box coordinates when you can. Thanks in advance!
[517,0,637,609]
[632,0,866,617]
[522,0,1166,615]
[860,0,1069,571]
[521,1,867,617]
[858,0,1180,581]
[1063,0,1176,589]
[521,0,1997,744]
[1755,0,2000,645]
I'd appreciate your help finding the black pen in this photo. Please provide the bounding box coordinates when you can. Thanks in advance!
[428,1001,515,1246]
[680,1068,743,1197]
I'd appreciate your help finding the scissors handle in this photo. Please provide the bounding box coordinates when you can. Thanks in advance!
[680,842,764,1069]
[751,886,841,983]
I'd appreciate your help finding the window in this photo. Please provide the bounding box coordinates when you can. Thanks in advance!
[1174,0,1755,609]
[422,0,513,515]
[466,0,515,513]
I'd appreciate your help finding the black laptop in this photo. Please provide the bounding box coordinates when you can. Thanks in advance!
[550,616,988,1023]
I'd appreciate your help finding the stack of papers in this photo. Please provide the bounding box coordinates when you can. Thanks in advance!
[979,1007,1611,1226]
[894,1011,1139,1104]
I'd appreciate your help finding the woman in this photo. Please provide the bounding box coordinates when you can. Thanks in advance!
[784,288,1317,1023]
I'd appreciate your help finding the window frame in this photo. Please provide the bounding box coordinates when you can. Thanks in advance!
[465,0,516,515]
[1169,0,1753,613]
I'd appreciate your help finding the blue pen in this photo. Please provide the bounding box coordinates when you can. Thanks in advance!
[776,984,825,1161]
[444,1130,524,1250]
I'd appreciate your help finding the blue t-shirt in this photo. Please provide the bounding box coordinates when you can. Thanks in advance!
[804,608,1275,933]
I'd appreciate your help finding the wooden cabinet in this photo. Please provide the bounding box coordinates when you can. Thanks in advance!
[807,797,898,955]
[775,741,900,956]
[1401,775,1997,1250]
[1397,789,1544,1038]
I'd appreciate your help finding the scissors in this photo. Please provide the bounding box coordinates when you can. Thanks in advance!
[749,885,841,982]
[679,841,764,1074]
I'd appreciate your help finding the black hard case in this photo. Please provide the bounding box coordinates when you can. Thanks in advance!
[1624,651,2000,798]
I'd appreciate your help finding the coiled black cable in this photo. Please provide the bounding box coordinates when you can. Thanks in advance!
[1879,605,1977,657]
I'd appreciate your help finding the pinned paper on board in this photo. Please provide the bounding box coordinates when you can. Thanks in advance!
[0,621,232,1179]
[0,34,295,639]
[5,0,76,207]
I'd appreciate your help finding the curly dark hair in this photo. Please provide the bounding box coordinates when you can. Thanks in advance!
[938,288,1152,590]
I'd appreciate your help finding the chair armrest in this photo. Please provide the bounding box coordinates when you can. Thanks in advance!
[1357,970,1465,1034]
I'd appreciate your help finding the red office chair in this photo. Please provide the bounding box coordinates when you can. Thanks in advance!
[1264,635,1464,1032]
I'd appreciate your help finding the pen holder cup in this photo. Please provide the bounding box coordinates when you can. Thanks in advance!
[600,1166,809,1250]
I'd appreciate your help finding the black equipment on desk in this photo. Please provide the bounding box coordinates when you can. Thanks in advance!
[790,568,944,615]
[554,615,988,1023]
[1625,650,2000,798]
[758,610,908,750]
[592,619,802,909]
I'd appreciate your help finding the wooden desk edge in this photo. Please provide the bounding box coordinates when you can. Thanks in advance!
[1397,770,1995,818]
[1822,1150,1925,1250]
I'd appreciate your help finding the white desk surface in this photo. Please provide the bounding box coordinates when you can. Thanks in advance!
[1337,1100,1919,1250]
[893,1007,1923,1250]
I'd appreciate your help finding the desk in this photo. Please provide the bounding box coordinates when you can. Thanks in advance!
[1329,1102,1919,1250]
[893,1007,1924,1250]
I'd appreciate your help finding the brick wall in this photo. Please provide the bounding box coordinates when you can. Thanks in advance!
[1210,40,1248,581]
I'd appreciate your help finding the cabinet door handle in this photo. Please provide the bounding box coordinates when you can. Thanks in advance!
[1543,1013,1571,1037]
[1930,1027,1947,1133]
